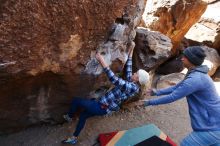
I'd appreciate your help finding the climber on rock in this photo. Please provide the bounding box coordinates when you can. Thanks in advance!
[61,41,149,145]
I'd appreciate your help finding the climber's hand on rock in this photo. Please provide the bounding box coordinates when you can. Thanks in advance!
[96,52,108,68]
[128,41,135,57]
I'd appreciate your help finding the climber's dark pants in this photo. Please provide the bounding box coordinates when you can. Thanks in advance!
[67,98,107,137]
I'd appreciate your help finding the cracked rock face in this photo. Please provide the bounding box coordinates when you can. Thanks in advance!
[85,1,146,75]
[142,0,207,53]
[0,0,147,133]
[133,27,172,71]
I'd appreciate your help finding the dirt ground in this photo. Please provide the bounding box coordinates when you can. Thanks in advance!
[0,98,191,146]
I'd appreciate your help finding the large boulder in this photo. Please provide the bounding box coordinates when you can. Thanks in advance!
[156,56,184,75]
[141,0,207,53]
[185,1,220,52]
[156,73,185,89]
[132,27,172,92]
[201,46,220,76]
[0,0,146,134]
[134,27,172,71]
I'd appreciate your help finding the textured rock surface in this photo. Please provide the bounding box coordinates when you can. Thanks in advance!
[0,0,146,133]
[142,0,207,53]
[156,73,185,89]
[213,67,220,81]
[134,27,172,71]
[185,1,220,51]
[201,46,220,76]
[0,0,144,76]
[155,56,184,75]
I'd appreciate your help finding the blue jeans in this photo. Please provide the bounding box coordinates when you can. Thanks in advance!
[180,131,220,146]
[67,97,107,137]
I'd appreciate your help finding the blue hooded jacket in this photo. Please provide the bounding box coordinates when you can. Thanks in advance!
[149,65,220,131]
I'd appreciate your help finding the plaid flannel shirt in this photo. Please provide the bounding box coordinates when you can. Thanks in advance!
[98,57,140,114]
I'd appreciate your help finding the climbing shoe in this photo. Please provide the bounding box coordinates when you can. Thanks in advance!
[61,137,77,145]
